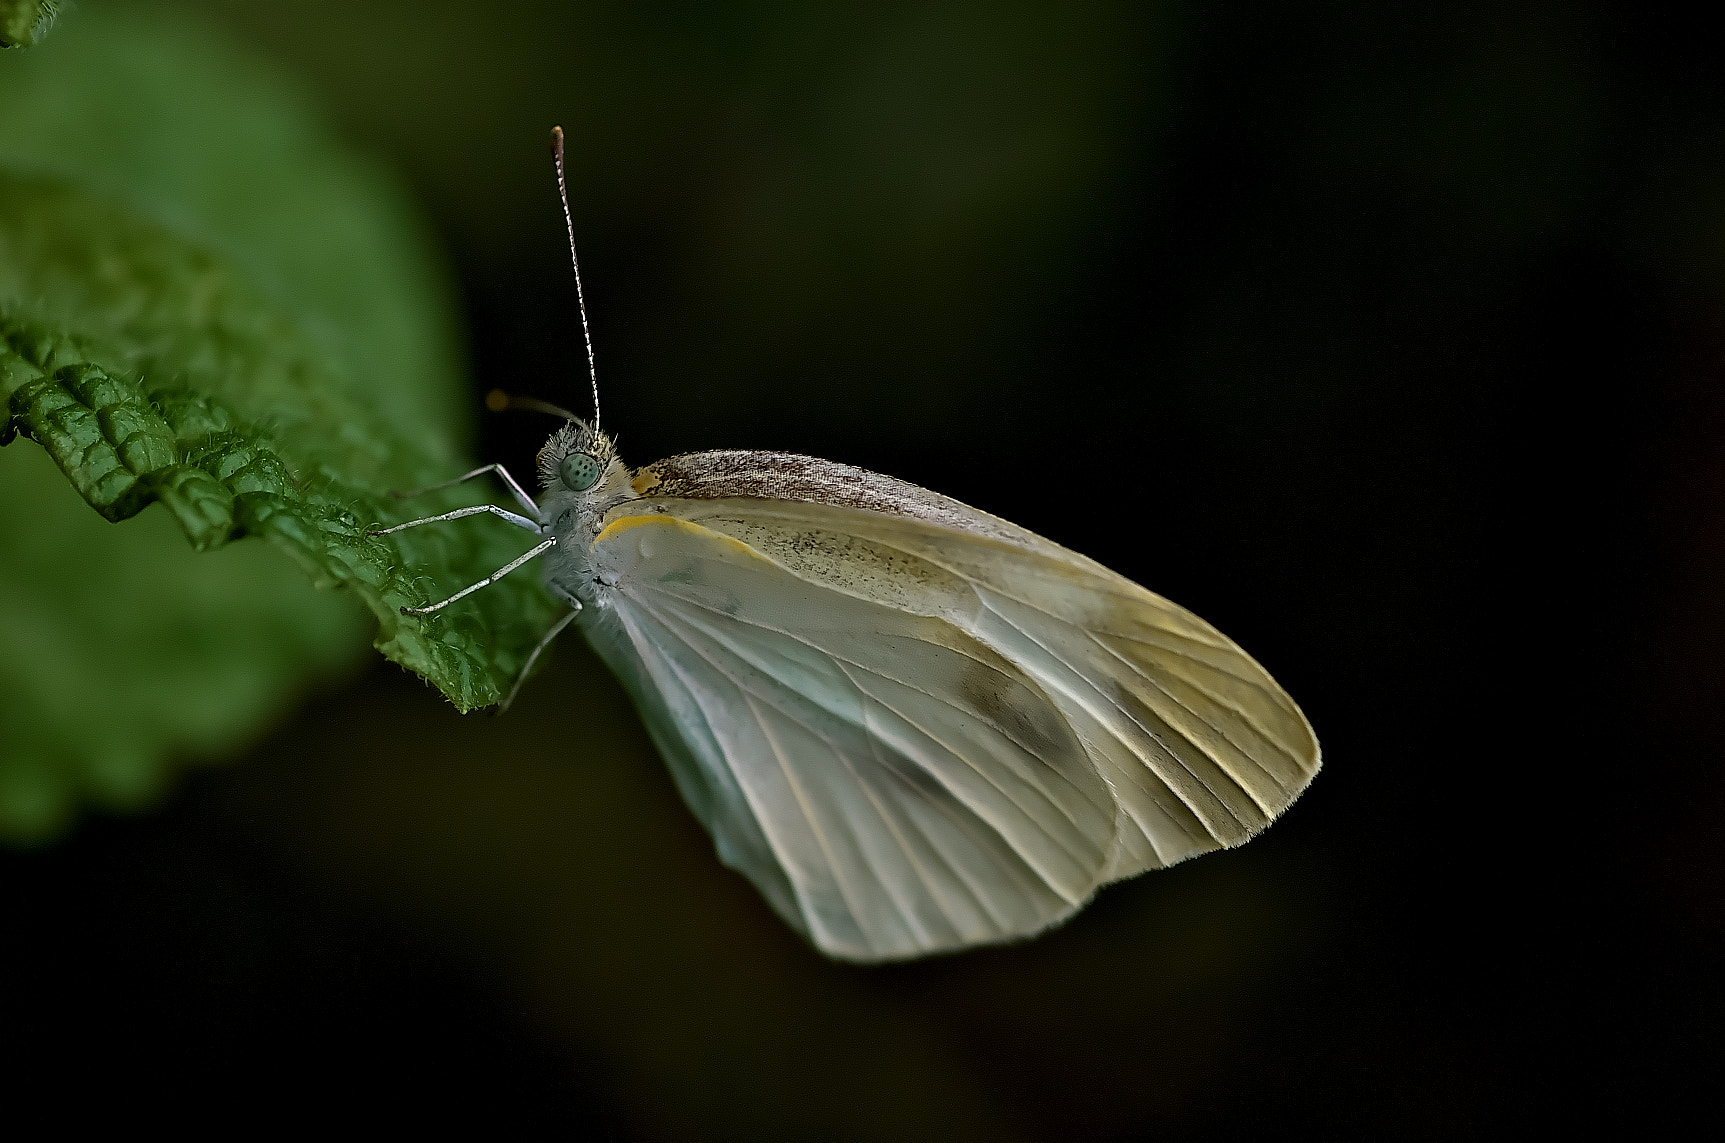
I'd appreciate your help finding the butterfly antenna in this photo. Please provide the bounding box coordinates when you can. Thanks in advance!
[552,125,600,432]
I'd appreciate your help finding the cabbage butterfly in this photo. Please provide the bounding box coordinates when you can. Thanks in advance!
[375,128,1320,962]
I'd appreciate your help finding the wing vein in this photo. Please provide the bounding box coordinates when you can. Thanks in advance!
[619,607,809,874]
[1086,630,1281,814]
[628,592,922,946]
[840,676,961,944]
[1097,631,1306,768]
[739,689,874,943]
[634,584,1102,840]
[828,657,1078,918]
[970,593,1250,838]
[838,536,1301,743]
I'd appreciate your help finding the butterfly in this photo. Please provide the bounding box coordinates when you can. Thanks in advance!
[373,128,1320,963]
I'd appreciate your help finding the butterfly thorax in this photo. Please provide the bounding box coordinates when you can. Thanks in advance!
[535,419,638,606]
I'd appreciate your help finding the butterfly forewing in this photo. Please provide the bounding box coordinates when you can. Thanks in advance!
[609,453,1321,899]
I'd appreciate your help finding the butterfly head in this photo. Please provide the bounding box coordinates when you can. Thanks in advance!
[536,418,633,523]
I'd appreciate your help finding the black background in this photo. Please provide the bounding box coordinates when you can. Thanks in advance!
[4,1,1722,1136]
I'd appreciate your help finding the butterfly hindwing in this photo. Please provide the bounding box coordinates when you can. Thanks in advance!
[583,512,1117,962]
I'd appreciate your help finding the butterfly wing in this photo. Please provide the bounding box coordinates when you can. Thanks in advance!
[580,512,1119,962]
[622,452,1322,889]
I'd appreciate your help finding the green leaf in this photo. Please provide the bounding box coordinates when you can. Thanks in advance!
[0,147,557,708]
[0,1,61,48]
[0,5,558,842]
[0,171,557,694]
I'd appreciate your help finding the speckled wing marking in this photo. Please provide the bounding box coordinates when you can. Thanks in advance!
[631,450,1059,552]
[584,511,1118,963]
[613,451,1321,885]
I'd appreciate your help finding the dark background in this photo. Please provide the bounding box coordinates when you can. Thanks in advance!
[4,1,1721,1135]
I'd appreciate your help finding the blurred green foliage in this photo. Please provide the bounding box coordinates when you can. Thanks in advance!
[0,442,360,841]
[0,3,557,841]
[0,0,60,48]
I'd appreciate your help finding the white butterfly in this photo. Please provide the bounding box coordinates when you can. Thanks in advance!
[373,129,1320,963]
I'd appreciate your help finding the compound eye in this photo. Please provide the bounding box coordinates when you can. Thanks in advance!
[558,451,603,492]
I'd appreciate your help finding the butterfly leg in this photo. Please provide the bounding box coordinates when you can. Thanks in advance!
[497,595,583,713]
[368,502,541,536]
[400,537,556,616]
[390,463,540,516]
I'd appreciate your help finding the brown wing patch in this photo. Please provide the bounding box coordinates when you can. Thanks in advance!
[640,452,917,512]
[637,451,1039,545]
